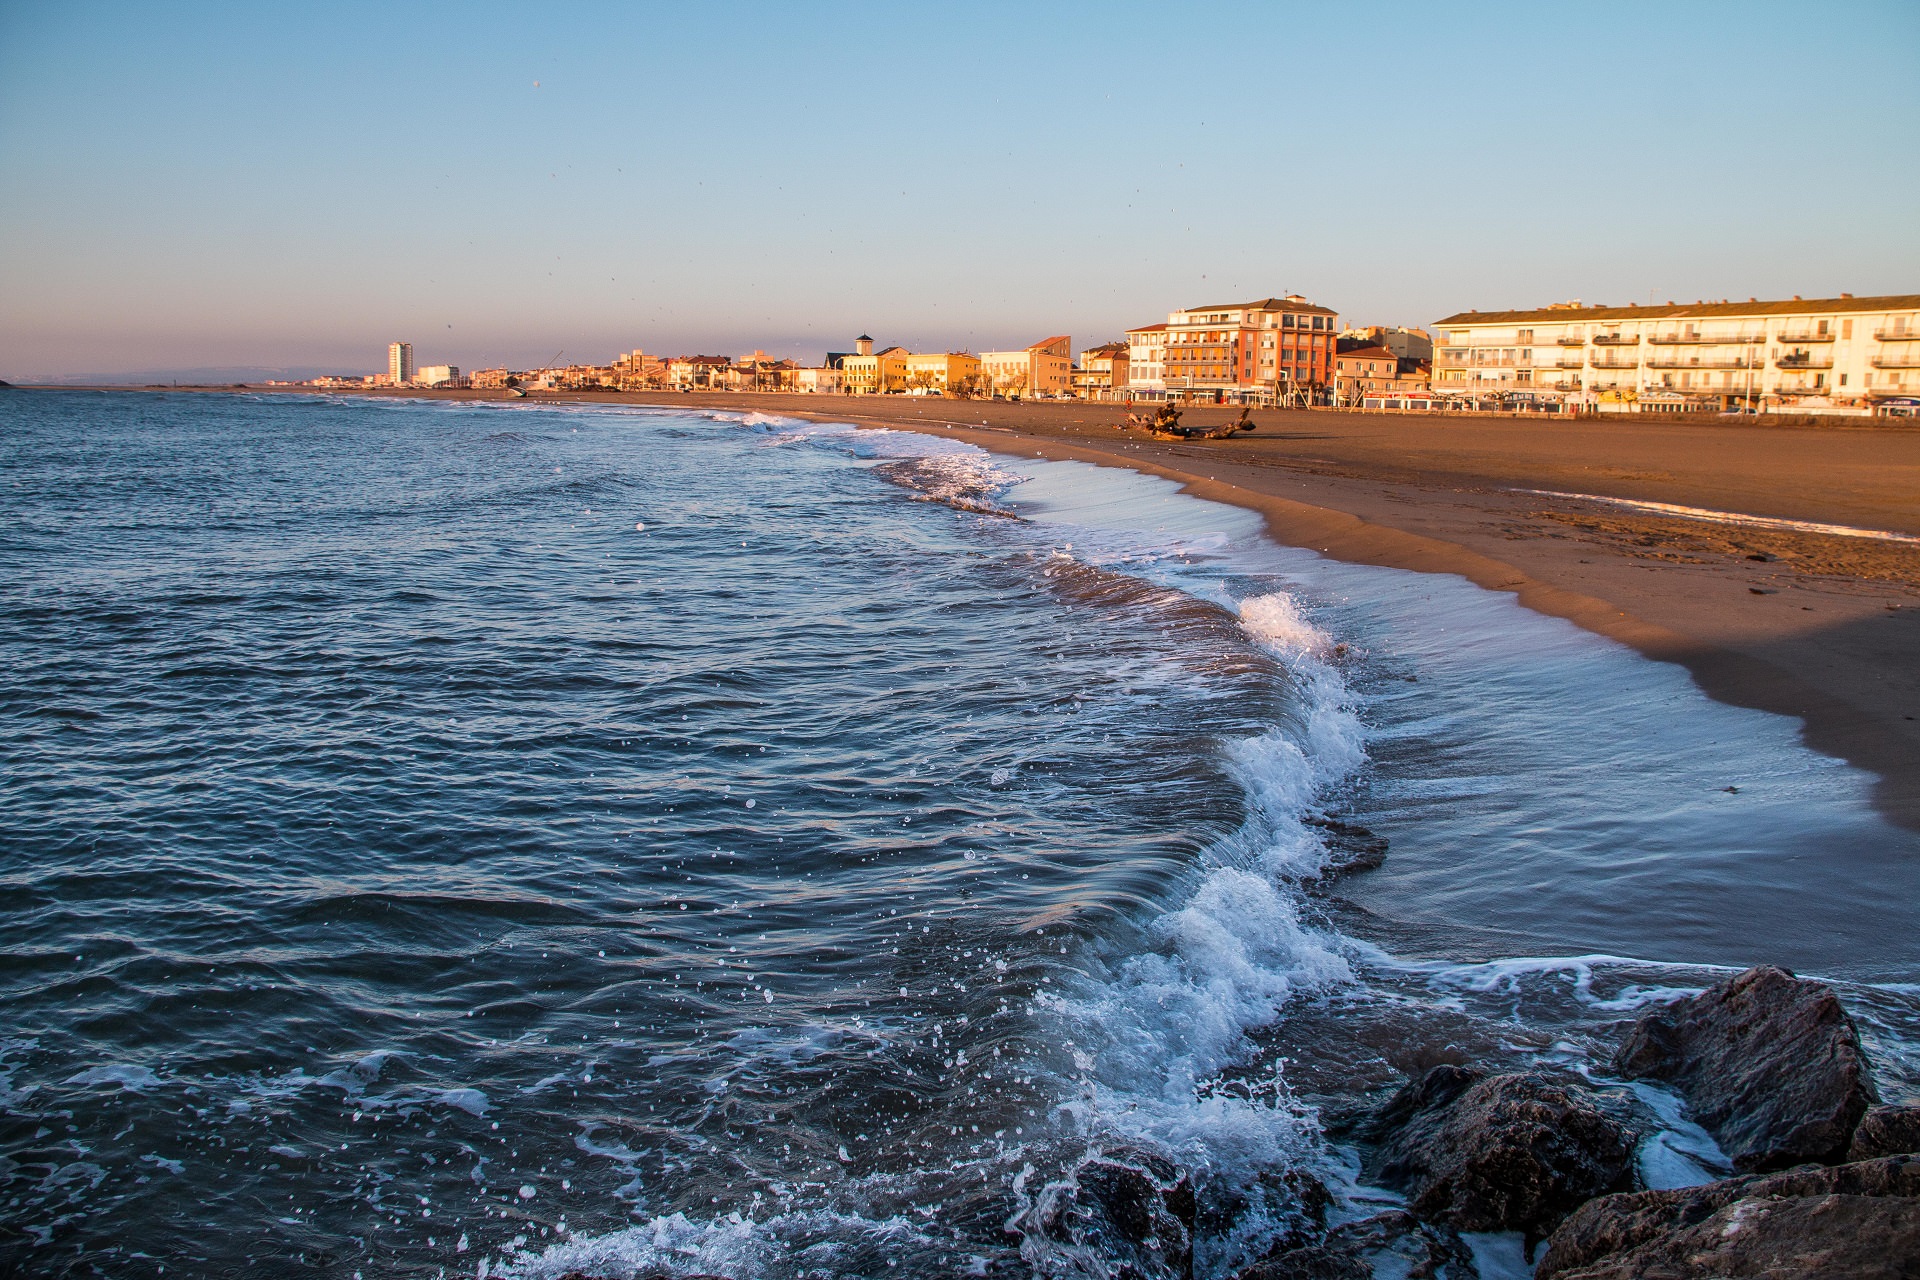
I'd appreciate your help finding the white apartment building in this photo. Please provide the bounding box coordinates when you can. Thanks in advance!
[416,365,460,387]
[1432,294,1920,416]
[388,342,415,386]
[1125,323,1167,398]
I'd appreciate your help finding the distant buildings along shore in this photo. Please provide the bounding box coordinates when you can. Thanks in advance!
[272,292,1916,419]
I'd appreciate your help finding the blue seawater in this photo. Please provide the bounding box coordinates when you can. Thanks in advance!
[2,392,1915,1279]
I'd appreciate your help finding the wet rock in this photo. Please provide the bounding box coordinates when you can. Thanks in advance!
[1301,815,1387,881]
[1613,965,1877,1171]
[1231,1210,1474,1280]
[1364,1066,1637,1237]
[1536,1153,1920,1279]
[1017,1143,1195,1280]
[1849,1103,1920,1161]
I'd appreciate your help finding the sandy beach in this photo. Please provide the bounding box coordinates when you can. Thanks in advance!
[53,384,1920,828]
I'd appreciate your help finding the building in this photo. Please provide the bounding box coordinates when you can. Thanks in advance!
[1073,342,1130,400]
[1155,296,1340,405]
[981,336,1072,399]
[415,365,461,388]
[1431,293,1920,415]
[1333,347,1428,405]
[612,349,667,389]
[1340,326,1433,362]
[1125,323,1169,399]
[903,351,982,396]
[841,335,909,395]
[793,366,844,394]
[668,355,732,390]
[388,342,415,386]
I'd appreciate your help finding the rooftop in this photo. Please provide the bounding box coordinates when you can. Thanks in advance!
[1435,293,1920,327]
[1181,296,1338,317]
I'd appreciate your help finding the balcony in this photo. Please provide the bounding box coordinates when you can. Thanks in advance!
[1552,357,1587,368]
[1547,379,1583,391]
[1647,332,1768,345]
[1871,356,1920,369]
[1556,335,1587,346]
[1590,356,1640,369]
[1773,383,1827,397]
[1875,328,1920,341]
[1775,355,1835,370]
[1645,356,1754,370]
[1591,333,1639,346]
[1774,331,1836,343]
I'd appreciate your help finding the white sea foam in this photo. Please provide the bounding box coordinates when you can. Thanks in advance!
[499,1207,947,1279]
[1516,488,1920,544]
[1031,587,1371,1273]
[63,1064,162,1091]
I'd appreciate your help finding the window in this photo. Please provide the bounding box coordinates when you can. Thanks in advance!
[1842,319,1853,339]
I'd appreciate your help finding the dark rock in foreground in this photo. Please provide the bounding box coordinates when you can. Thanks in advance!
[1016,1142,1196,1280]
[1613,964,1876,1172]
[1364,1065,1637,1238]
[1850,1103,1920,1161]
[1536,1153,1920,1279]
[1231,1209,1473,1279]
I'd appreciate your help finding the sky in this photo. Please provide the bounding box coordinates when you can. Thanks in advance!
[2,1,1917,380]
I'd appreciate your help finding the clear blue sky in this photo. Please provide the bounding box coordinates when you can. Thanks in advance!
[3,1,1916,379]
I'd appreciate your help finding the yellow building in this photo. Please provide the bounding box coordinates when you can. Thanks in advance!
[840,335,909,395]
[903,351,982,396]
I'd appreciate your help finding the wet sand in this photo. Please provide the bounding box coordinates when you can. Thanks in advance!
[44,385,1920,828]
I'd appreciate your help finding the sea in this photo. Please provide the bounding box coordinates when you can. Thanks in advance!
[2,391,1916,1279]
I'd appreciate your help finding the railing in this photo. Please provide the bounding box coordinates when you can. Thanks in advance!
[1772,381,1828,395]
[1775,356,1835,370]
[1876,328,1920,341]
[1556,335,1587,346]
[1871,356,1920,369]
[1547,379,1583,391]
[1590,356,1641,369]
[1591,334,1639,346]
[1647,332,1768,345]
[1645,357,1754,370]
[1774,332,1836,343]
[1552,357,1587,368]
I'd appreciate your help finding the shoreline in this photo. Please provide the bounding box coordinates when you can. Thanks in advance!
[25,383,1920,830]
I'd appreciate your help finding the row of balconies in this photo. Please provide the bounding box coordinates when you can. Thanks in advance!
[1482,325,1919,347]
[1441,354,1880,372]
[1648,332,1770,345]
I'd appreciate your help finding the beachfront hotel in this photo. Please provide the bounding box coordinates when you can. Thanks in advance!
[1125,296,1340,405]
[1432,294,1920,416]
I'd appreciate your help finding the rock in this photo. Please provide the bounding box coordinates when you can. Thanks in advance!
[1850,1103,1920,1161]
[1364,1066,1637,1238]
[1231,1210,1473,1280]
[1536,1153,1920,1279]
[1612,965,1877,1171]
[1016,1143,1196,1280]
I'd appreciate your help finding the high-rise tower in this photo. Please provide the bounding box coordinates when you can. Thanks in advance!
[388,342,415,386]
